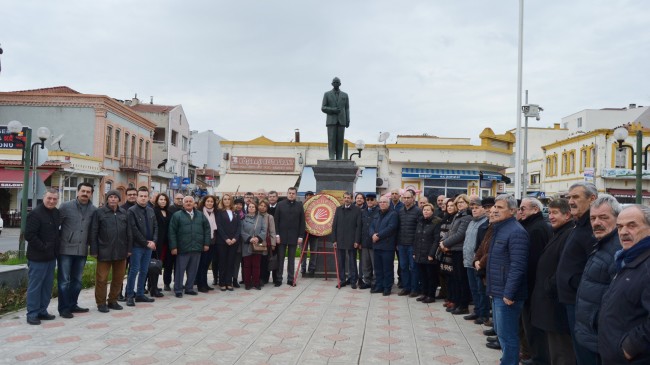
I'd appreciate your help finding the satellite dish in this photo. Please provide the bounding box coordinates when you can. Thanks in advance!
[378,131,390,143]
[50,134,64,151]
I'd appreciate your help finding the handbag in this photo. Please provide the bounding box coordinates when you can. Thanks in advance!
[148,257,163,275]
[250,216,267,253]
[267,252,279,271]
[439,251,454,274]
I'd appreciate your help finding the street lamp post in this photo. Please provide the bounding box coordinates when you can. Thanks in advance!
[7,120,50,258]
[613,126,647,204]
[521,98,543,199]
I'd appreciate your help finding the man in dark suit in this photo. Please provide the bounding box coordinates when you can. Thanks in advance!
[331,192,362,289]
[321,77,350,160]
[274,187,306,286]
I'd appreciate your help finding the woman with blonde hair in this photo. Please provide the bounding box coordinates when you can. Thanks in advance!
[215,194,241,291]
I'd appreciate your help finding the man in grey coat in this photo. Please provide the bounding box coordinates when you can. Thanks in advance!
[57,182,97,318]
[321,77,350,160]
[331,192,362,289]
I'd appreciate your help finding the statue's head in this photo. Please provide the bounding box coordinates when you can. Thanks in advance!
[331,77,341,89]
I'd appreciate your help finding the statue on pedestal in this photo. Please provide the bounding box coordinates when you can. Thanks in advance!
[321,77,350,160]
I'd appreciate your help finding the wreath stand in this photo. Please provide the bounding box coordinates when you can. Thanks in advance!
[293,232,340,287]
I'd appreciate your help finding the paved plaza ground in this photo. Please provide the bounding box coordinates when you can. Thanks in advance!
[0,262,501,365]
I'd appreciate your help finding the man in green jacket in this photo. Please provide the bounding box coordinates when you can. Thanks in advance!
[169,196,211,298]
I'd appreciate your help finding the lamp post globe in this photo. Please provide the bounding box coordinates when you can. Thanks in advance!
[36,127,50,142]
[613,127,629,144]
[7,120,23,134]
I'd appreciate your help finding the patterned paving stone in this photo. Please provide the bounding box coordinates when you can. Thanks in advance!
[254,308,273,314]
[262,345,290,355]
[87,323,110,329]
[112,312,133,317]
[375,351,404,361]
[432,339,456,347]
[379,325,402,331]
[7,334,32,342]
[381,305,400,310]
[330,322,354,329]
[240,318,262,324]
[42,321,65,329]
[132,324,155,331]
[156,339,182,348]
[324,334,350,341]
[172,305,192,310]
[335,312,355,318]
[377,336,401,344]
[178,327,201,334]
[209,343,235,351]
[16,351,47,361]
[196,315,218,321]
[275,331,299,339]
[56,335,81,344]
[71,353,102,363]
[317,348,346,358]
[226,328,250,337]
[287,319,307,326]
[426,327,449,333]
[105,338,130,346]
[380,314,400,320]
[154,313,175,320]
[433,354,464,364]
[128,356,159,365]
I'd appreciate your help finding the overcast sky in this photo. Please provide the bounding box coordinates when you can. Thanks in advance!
[2,1,649,145]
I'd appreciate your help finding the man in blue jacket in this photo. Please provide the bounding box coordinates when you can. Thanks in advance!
[486,194,529,365]
[369,196,399,296]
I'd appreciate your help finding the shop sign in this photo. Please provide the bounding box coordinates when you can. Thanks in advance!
[0,182,22,188]
[602,168,650,179]
[584,168,595,182]
[0,126,27,149]
[231,156,295,172]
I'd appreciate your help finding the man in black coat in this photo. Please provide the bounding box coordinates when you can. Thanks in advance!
[575,194,621,364]
[273,187,305,286]
[518,197,552,364]
[331,192,362,289]
[598,205,650,364]
[556,182,597,364]
[90,190,131,313]
[530,198,575,364]
[359,193,379,289]
[25,189,61,325]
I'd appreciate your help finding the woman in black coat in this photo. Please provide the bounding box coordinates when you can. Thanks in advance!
[216,194,241,291]
[150,193,171,297]
[412,203,441,303]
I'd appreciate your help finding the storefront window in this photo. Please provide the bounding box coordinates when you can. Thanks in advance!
[423,179,468,198]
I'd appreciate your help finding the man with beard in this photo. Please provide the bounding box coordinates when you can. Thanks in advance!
[574,194,621,364]
[530,198,575,364]
[556,182,597,364]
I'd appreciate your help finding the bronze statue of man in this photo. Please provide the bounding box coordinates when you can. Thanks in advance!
[321,77,350,160]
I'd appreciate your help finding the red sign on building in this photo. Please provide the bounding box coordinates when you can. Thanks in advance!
[230,156,295,172]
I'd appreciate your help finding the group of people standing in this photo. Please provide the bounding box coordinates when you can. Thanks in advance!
[23,183,650,364]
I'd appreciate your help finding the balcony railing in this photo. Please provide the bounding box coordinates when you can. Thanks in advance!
[120,155,151,173]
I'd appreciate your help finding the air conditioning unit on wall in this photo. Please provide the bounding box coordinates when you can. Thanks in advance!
[376,177,389,189]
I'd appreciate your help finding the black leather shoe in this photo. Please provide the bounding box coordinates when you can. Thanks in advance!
[27,317,41,325]
[254,286,261,290]
[287,281,294,286]
[207,286,215,291]
[175,293,183,298]
[232,282,241,288]
[486,341,501,350]
[37,313,55,320]
[118,294,126,302]
[185,290,198,295]
[383,291,391,296]
[126,297,135,307]
[422,297,436,303]
[483,328,496,336]
[198,287,209,293]
[163,285,171,291]
[464,313,479,321]
[135,295,155,303]
[274,282,282,287]
[487,336,498,343]
[474,317,488,325]
[370,288,382,294]
[97,305,109,313]
[359,282,370,289]
[107,302,123,310]
[72,306,89,313]
[60,311,74,318]
[452,307,469,315]
[152,290,164,298]
[446,306,458,313]
[338,281,347,287]
[409,291,420,298]
[351,283,358,289]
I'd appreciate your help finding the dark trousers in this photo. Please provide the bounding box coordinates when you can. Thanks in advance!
[521,302,550,364]
[162,246,175,286]
[274,244,297,283]
[174,252,200,293]
[301,235,318,273]
[211,245,219,284]
[196,245,216,288]
[26,259,56,320]
[242,254,261,287]
[232,249,242,284]
[565,303,601,365]
[467,268,489,318]
[373,249,394,293]
[217,243,237,287]
[327,125,345,160]
[260,254,269,283]
[546,331,576,365]
[95,260,127,306]
[337,248,358,284]
[417,262,438,297]
[448,251,470,307]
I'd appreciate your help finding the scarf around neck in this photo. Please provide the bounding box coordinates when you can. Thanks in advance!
[614,235,650,272]
[203,207,217,239]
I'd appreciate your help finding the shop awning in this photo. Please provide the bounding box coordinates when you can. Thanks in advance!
[402,168,480,180]
[480,171,503,181]
[606,188,650,198]
[215,173,299,195]
[0,168,55,188]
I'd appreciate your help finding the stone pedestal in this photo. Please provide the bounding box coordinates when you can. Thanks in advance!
[0,264,28,289]
[306,159,359,280]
